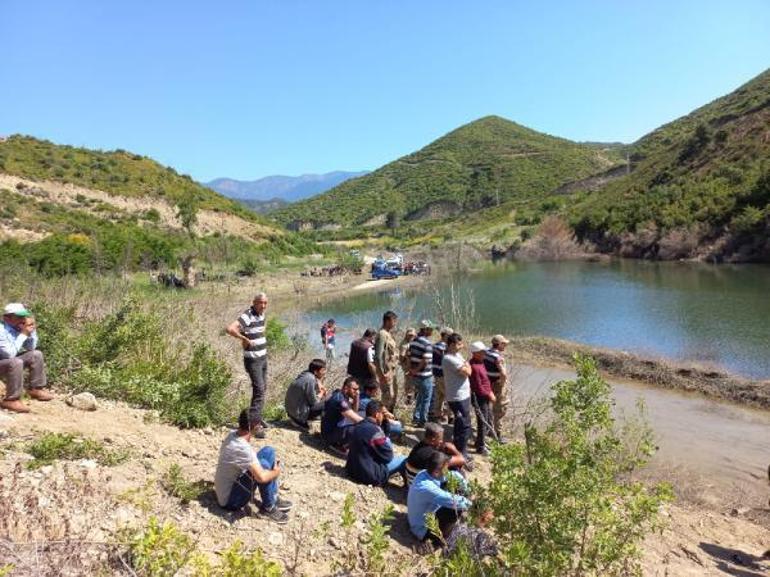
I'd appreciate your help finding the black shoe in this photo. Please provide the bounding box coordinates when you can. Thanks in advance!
[275,497,293,511]
[328,444,348,458]
[476,446,490,456]
[259,419,270,429]
[259,506,289,524]
[252,427,266,440]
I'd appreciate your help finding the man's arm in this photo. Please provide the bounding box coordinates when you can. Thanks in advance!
[426,480,471,511]
[226,319,251,349]
[374,334,387,379]
[369,430,394,465]
[342,408,363,424]
[442,441,466,469]
[248,460,280,484]
[367,347,378,380]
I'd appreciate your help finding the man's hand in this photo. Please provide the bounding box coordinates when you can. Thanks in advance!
[20,317,35,335]
[240,339,251,350]
[489,392,497,403]
[378,373,390,386]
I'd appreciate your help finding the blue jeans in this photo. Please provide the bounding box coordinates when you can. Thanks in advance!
[384,418,403,439]
[224,446,278,511]
[387,454,407,478]
[412,375,434,425]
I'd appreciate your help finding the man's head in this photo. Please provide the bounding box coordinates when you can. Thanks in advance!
[362,328,376,342]
[237,408,259,436]
[427,451,449,479]
[446,333,464,353]
[365,399,385,425]
[252,292,268,315]
[423,422,444,448]
[327,318,336,328]
[404,328,417,342]
[418,320,434,337]
[308,358,327,380]
[382,310,398,331]
[342,376,360,399]
[3,303,30,328]
[491,334,509,352]
[440,327,454,343]
[363,381,379,398]
[470,341,487,360]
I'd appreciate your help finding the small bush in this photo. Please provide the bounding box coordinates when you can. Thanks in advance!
[265,318,291,351]
[26,432,129,469]
[125,517,196,577]
[161,464,212,504]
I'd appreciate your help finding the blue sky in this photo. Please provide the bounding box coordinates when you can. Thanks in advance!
[2,1,769,181]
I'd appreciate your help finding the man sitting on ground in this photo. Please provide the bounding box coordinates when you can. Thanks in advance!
[406,422,467,484]
[345,400,407,486]
[444,504,498,561]
[408,452,471,549]
[358,381,403,439]
[1,303,54,413]
[285,359,328,429]
[321,376,363,455]
[214,409,292,523]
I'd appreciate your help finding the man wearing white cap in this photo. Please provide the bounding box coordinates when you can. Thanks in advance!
[0,303,53,413]
[484,335,510,441]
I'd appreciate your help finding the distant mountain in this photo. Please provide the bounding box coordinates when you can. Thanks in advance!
[272,116,624,228]
[205,171,368,203]
[237,197,290,214]
[571,67,770,261]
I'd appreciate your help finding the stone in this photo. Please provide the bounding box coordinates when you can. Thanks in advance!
[66,392,98,411]
[730,506,751,517]
[268,532,284,546]
[329,491,346,503]
[79,459,98,469]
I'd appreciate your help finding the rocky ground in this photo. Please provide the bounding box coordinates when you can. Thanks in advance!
[1,395,768,576]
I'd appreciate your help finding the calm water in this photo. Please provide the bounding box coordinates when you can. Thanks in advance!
[306,260,770,379]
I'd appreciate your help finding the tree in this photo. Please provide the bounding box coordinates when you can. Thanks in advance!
[176,196,199,236]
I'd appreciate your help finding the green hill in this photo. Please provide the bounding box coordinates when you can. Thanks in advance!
[273,116,624,228]
[0,136,322,276]
[570,68,770,260]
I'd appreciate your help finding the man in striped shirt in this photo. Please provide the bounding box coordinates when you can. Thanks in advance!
[409,320,435,426]
[227,293,269,438]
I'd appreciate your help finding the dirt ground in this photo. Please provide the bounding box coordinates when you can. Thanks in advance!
[1,396,768,576]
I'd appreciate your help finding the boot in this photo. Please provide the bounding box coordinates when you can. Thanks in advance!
[28,389,54,401]
[1,399,31,413]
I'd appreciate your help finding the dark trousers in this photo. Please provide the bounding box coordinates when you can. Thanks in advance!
[244,356,268,424]
[289,401,324,429]
[224,446,278,511]
[447,397,472,458]
[472,394,494,450]
[423,506,463,546]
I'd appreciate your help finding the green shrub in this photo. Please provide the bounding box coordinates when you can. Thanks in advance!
[161,464,212,504]
[125,517,196,577]
[265,318,291,351]
[26,432,129,469]
[469,354,672,577]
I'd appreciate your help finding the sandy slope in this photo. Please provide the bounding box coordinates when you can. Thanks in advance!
[0,397,767,576]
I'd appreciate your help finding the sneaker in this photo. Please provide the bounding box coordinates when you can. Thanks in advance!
[275,497,293,511]
[328,444,348,458]
[259,506,289,524]
[252,426,266,440]
[476,446,490,457]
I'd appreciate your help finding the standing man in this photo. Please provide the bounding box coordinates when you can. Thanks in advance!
[399,328,417,404]
[347,329,378,388]
[469,341,496,456]
[227,293,269,439]
[374,311,399,412]
[321,319,337,366]
[1,303,54,413]
[429,327,453,424]
[409,321,435,427]
[442,333,473,460]
[485,335,510,442]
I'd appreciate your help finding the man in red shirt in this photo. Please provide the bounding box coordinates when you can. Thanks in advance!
[469,341,496,456]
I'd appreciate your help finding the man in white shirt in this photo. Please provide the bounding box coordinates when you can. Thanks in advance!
[214,409,293,523]
[441,333,472,460]
[0,303,54,413]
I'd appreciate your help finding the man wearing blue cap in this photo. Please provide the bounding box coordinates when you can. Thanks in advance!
[1,303,54,413]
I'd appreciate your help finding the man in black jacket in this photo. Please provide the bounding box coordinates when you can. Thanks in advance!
[347,329,378,387]
[345,400,406,486]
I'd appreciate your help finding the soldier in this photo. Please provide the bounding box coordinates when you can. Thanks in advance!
[484,335,510,442]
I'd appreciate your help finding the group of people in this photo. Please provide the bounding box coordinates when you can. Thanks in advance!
[219,293,508,552]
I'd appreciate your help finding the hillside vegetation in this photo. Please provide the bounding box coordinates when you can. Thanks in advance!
[273,116,623,228]
[0,137,325,276]
[570,68,770,261]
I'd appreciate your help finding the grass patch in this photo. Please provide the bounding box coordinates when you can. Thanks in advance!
[161,464,212,505]
[26,432,129,469]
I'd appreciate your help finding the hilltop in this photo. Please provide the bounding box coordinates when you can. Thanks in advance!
[570,68,770,261]
[273,116,624,229]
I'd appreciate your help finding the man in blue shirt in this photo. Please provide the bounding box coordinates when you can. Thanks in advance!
[407,452,471,548]
[321,376,363,455]
[345,400,406,486]
[0,303,54,413]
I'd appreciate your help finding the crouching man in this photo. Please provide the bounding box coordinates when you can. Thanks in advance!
[345,400,407,486]
[214,409,293,523]
[285,359,328,429]
[1,303,54,413]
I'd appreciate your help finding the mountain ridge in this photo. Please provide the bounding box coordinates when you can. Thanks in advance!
[205,171,368,203]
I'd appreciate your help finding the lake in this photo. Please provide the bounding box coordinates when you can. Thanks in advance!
[305,260,770,379]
